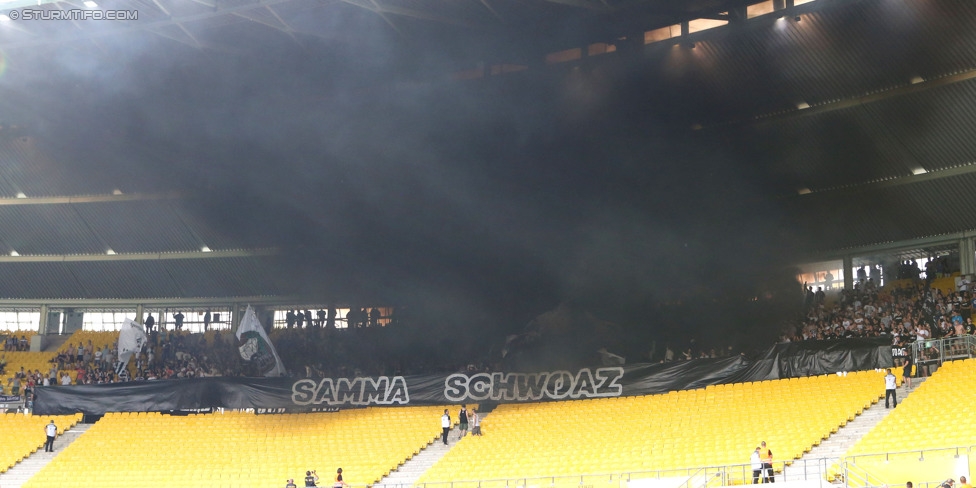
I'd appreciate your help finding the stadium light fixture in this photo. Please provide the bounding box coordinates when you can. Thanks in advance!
[912,167,927,175]
[112,189,123,195]
[201,246,212,252]
[15,192,26,198]
[796,101,810,110]
[106,249,116,255]
[83,0,97,7]
[910,75,924,85]
[9,250,18,257]
[797,188,812,195]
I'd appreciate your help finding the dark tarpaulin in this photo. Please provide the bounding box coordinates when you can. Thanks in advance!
[727,337,894,383]
[33,339,893,415]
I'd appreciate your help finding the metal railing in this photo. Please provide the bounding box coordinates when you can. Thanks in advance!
[369,457,840,488]
[835,444,976,488]
[365,443,976,488]
[911,336,976,373]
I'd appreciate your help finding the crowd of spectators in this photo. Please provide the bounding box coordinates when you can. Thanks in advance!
[1,273,973,394]
[782,279,976,349]
[3,335,29,352]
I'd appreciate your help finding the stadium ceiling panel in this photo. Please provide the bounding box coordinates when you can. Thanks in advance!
[787,171,976,251]
[0,0,765,51]
[0,256,287,299]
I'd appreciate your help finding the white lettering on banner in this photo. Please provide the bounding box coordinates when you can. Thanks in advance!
[291,376,409,406]
[443,367,625,402]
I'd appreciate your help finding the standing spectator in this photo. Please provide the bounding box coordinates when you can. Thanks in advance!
[441,409,451,445]
[304,470,318,487]
[458,404,468,439]
[884,368,897,408]
[902,355,914,390]
[145,314,155,334]
[316,309,326,328]
[285,310,296,329]
[326,307,336,329]
[759,441,774,483]
[750,447,762,484]
[44,420,57,452]
[369,308,381,327]
[203,310,212,332]
[470,408,482,436]
[286,479,297,488]
[304,310,313,329]
[174,311,185,331]
[296,310,305,329]
[333,468,348,488]
[960,477,971,488]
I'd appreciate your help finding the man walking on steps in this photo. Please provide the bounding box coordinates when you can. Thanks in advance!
[884,368,898,408]
[44,420,57,452]
[441,409,451,445]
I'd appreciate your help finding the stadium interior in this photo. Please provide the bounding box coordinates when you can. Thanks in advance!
[0,0,975,487]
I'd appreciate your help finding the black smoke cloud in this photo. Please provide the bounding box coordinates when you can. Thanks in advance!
[0,22,803,341]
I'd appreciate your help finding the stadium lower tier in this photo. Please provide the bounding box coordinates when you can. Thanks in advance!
[840,358,976,487]
[0,413,82,473]
[22,406,463,488]
[13,370,905,488]
[419,370,896,487]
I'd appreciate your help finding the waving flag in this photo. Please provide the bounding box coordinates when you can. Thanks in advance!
[116,319,147,376]
[236,305,285,376]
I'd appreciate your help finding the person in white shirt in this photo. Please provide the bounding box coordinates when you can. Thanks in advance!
[441,409,451,445]
[750,447,762,484]
[884,368,898,408]
[44,420,57,452]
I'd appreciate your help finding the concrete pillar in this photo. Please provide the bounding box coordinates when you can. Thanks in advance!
[136,304,144,324]
[231,303,241,335]
[843,256,854,290]
[38,304,48,335]
[960,239,976,276]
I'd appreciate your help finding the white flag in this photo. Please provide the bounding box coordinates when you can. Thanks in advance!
[235,306,285,376]
[117,319,147,375]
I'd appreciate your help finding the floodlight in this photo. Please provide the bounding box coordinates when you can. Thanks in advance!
[83,0,98,7]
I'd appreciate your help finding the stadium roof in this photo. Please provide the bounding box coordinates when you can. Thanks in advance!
[0,0,769,53]
[3,0,976,305]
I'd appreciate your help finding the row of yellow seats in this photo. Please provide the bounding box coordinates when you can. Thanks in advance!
[0,413,82,473]
[845,358,976,458]
[26,405,468,488]
[420,371,888,484]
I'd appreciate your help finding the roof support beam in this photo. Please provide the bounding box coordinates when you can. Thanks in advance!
[0,296,298,308]
[0,192,182,206]
[705,68,976,131]
[0,248,277,263]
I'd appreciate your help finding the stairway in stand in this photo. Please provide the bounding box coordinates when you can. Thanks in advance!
[0,422,92,488]
[376,418,485,488]
[782,377,924,484]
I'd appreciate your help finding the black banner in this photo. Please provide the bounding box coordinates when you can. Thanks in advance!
[33,338,894,415]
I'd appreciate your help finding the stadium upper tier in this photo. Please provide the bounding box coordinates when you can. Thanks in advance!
[419,371,895,487]
[23,406,466,488]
